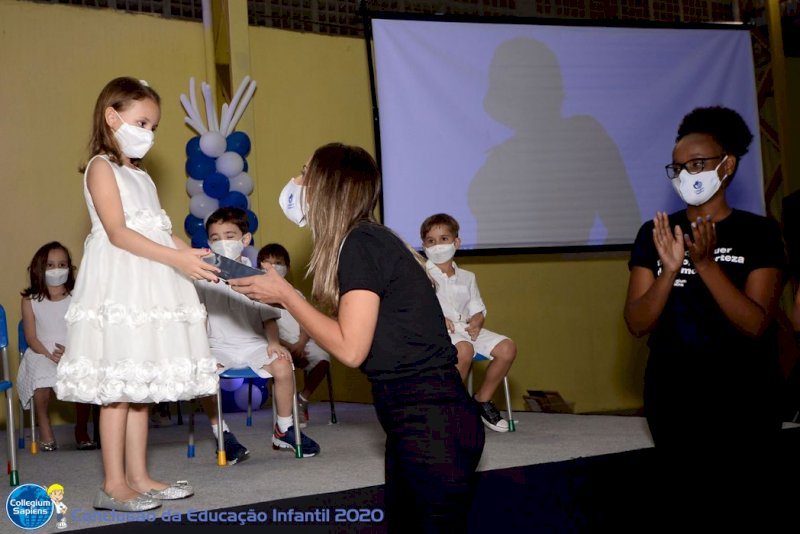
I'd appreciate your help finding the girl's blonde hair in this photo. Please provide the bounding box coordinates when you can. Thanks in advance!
[80,77,160,172]
[305,143,428,311]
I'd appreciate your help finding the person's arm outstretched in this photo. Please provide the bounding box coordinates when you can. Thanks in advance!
[230,265,379,368]
[87,157,218,281]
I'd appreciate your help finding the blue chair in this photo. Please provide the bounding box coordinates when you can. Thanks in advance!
[16,321,37,453]
[188,366,304,464]
[17,320,101,453]
[467,353,516,432]
[0,305,20,485]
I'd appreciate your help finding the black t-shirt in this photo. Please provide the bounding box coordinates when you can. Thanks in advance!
[338,222,457,382]
[629,209,785,357]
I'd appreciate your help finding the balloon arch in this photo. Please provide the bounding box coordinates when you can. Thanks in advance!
[181,77,260,266]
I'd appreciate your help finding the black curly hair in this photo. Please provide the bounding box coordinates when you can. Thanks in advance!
[676,106,753,158]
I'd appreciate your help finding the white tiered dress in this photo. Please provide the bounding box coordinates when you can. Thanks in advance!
[56,155,218,404]
[17,296,70,409]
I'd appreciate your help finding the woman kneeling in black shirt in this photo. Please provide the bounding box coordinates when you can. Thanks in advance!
[231,143,485,532]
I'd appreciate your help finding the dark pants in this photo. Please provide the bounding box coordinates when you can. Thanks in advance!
[372,367,485,533]
[643,349,783,526]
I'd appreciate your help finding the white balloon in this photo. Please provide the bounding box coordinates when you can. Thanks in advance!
[186,178,204,197]
[229,172,254,195]
[216,151,244,178]
[189,193,219,220]
[199,131,227,158]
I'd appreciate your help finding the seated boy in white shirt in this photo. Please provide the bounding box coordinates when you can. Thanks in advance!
[195,208,320,461]
[420,213,517,432]
[257,243,331,427]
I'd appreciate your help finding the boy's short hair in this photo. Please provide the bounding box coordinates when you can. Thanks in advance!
[206,207,249,235]
[420,213,460,240]
[257,243,291,268]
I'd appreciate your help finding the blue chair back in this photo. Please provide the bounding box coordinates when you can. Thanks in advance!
[0,305,7,350]
[17,321,27,354]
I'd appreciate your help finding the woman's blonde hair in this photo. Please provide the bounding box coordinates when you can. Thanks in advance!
[305,143,429,311]
[305,143,381,311]
[80,77,160,172]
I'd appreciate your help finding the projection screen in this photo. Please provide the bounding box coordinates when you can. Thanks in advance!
[371,18,763,251]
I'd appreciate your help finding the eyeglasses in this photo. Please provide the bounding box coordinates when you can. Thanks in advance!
[664,155,725,180]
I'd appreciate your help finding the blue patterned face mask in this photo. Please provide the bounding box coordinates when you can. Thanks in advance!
[671,156,728,206]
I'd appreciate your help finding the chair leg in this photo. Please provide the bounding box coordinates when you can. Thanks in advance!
[246,380,253,427]
[502,376,515,432]
[326,368,337,424]
[91,405,101,448]
[216,388,226,466]
[17,403,24,450]
[29,403,37,454]
[5,392,19,486]
[176,401,184,426]
[187,401,195,459]
[291,371,303,458]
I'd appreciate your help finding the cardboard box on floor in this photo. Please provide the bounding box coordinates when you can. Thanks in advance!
[523,390,575,414]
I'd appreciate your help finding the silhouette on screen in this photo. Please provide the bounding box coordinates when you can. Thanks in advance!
[469,37,641,247]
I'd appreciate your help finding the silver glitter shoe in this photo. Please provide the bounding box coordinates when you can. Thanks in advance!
[92,489,161,511]
[143,480,194,500]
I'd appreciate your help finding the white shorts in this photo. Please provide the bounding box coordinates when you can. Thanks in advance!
[302,340,330,372]
[212,345,278,379]
[449,322,508,358]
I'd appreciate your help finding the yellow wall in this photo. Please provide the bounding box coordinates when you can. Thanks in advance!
[0,0,692,430]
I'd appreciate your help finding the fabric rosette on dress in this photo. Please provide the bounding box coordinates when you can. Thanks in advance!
[57,156,218,404]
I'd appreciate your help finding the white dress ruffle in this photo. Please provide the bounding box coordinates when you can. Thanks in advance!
[56,156,217,404]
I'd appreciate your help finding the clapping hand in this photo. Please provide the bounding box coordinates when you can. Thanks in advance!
[685,215,716,269]
[652,212,685,275]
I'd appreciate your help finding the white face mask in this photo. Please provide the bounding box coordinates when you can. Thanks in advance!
[113,109,155,159]
[45,268,69,287]
[272,265,288,278]
[278,178,308,227]
[210,239,245,260]
[425,243,457,264]
[671,156,728,206]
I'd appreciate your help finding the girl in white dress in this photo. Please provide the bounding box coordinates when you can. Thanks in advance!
[55,77,220,512]
[19,242,95,451]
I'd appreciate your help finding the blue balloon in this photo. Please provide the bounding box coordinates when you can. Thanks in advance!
[190,226,209,248]
[243,159,248,173]
[185,136,202,157]
[221,191,248,210]
[185,153,216,181]
[246,209,259,234]
[226,131,251,157]
[184,214,204,237]
[202,172,230,200]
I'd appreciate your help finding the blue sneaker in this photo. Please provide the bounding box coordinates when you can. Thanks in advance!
[272,424,320,457]
[217,431,250,465]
